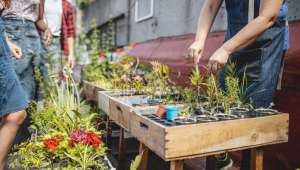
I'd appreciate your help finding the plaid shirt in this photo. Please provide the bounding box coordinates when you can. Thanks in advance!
[61,0,75,56]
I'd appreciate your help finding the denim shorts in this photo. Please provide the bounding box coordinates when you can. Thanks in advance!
[0,19,28,116]
[3,19,42,100]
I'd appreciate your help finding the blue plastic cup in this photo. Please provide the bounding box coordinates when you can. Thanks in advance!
[166,106,179,121]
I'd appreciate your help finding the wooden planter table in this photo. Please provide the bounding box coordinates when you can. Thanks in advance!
[96,90,289,170]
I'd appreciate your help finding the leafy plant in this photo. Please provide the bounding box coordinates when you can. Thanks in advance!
[130,153,143,170]
[190,66,204,106]
[10,70,107,169]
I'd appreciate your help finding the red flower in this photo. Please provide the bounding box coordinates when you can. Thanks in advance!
[43,137,60,151]
[82,132,102,147]
[99,51,106,58]
[68,139,77,147]
[115,48,123,53]
[119,60,126,65]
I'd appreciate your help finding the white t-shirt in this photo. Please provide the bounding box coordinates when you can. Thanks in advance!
[44,0,63,36]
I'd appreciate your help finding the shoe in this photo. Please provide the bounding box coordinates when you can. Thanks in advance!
[216,154,233,170]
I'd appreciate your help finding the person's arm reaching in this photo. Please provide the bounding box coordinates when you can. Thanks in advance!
[36,0,52,47]
[67,37,75,68]
[64,0,76,68]
[209,0,283,72]
[189,0,224,64]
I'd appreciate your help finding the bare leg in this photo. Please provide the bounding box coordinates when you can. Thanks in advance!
[0,110,27,170]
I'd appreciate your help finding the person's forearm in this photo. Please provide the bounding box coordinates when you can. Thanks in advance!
[222,0,283,54]
[195,0,223,42]
[39,0,45,20]
[68,37,74,57]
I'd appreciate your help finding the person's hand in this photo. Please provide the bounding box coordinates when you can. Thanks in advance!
[43,28,52,47]
[65,54,75,69]
[7,41,22,59]
[188,40,204,64]
[208,46,230,73]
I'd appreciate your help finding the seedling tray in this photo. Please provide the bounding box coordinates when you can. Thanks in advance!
[130,108,289,161]
[98,91,161,130]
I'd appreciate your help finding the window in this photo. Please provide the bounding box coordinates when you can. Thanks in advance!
[135,0,154,23]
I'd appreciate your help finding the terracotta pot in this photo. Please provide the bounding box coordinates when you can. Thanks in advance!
[156,105,166,118]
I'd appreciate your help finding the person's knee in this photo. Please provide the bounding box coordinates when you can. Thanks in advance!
[4,110,27,126]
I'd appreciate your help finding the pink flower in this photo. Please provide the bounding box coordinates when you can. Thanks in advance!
[69,128,86,143]
[134,75,143,81]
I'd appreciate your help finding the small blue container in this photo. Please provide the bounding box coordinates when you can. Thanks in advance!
[166,106,179,121]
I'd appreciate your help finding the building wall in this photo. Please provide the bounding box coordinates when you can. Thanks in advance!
[82,0,300,46]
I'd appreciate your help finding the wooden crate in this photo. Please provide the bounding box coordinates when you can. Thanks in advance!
[130,108,289,161]
[82,81,106,103]
[97,91,114,114]
[98,91,160,130]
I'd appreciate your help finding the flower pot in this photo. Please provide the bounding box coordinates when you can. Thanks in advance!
[147,98,162,105]
[214,113,239,121]
[196,115,218,123]
[230,107,249,118]
[194,107,211,115]
[255,108,278,116]
[156,105,166,118]
[166,106,179,121]
[174,117,197,125]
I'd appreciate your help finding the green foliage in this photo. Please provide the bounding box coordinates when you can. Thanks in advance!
[10,70,107,169]
[190,66,204,105]
[144,61,173,98]
[130,153,143,170]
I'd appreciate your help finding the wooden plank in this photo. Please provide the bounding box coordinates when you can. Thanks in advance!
[170,160,184,170]
[109,95,162,130]
[83,81,105,103]
[130,112,166,159]
[164,114,288,159]
[117,128,126,170]
[251,148,263,170]
[98,91,114,114]
[138,143,149,170]
[109,97,134,130]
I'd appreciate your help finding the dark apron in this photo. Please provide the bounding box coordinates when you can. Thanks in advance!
[220,0,286,108]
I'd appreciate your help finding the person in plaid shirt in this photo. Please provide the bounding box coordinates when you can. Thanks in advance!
[41,0,75,76]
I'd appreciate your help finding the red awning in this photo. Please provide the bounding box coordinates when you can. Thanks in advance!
[127,32,225,85]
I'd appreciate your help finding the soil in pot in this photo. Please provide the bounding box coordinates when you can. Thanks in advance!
[214,113,239,121]
[230,107,249,118]
[194,107,211,115]
[196,115,218,123]
[255,108,278,116]
[147,98,162,105]
[174,117,197,125]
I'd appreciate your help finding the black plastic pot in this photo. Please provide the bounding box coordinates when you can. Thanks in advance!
[174,117,197,125]
[215,113,239,121]
[196,115,218,123]
[230,107,250,118]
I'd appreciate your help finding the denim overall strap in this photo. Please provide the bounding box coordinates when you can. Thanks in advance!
[221,0,286,108]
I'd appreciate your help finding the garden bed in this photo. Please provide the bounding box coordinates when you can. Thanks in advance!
[130,108,289,161]
[98,91,165,130]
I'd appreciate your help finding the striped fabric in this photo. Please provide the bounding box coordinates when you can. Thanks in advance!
[61,0,75,56]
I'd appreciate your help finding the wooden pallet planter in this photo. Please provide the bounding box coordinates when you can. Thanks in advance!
[97,91,161,130]
[82,81,106,103]
[129,108,289,161]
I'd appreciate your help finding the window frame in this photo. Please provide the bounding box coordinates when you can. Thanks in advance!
[134,0,154,23]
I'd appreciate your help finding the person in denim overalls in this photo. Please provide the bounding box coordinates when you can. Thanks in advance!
[189,0,288,169]
[0,13,28,170]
